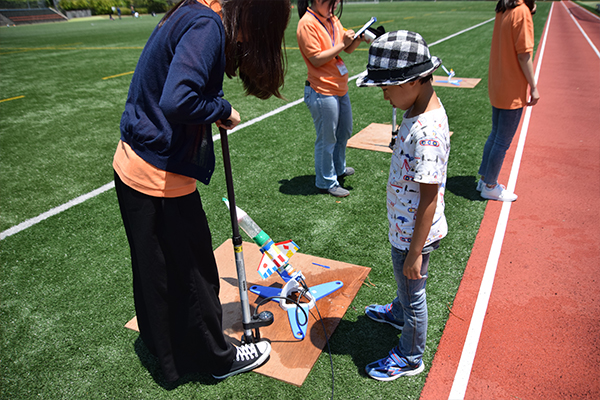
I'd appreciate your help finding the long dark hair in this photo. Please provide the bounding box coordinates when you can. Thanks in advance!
[297,0,343,19]
[159,0,291,100]
[495,0,535,13]
[222,0,291,100]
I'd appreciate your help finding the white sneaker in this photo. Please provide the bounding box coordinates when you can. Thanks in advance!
[476,179,484,192]
[481,184,518,202]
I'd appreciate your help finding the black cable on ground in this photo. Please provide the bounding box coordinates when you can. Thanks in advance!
[299,278,335,400]
[252,279,335,399]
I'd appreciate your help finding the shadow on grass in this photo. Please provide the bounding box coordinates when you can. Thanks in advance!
[446,175,486,201]
[307,315,401,378]
[278,174,485,200]
[278,175,320,196]
[134,337,219,390]
[132,313,400,386]
[278,175,354,196]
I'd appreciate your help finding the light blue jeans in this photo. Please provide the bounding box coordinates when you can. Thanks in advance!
[478,106,524,186]
[304,85,353,190]
[389,243,438,366]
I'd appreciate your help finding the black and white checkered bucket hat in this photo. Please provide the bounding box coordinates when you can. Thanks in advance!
[356,30,441,87]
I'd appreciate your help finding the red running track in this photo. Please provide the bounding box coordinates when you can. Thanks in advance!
[421,2,600,399]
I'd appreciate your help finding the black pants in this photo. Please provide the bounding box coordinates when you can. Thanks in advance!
[114,172,235,381]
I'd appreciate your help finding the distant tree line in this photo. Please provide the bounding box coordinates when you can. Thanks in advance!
[58,0,170,14]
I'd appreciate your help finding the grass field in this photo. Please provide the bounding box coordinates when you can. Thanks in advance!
[0,2,550,399]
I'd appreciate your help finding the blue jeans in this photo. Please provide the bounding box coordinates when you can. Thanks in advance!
[304,85,353,189]
[478,106,523,186]
[389,243,437,366]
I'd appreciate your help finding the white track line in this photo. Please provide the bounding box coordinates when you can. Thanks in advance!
[1,17,495,241]
[448,4,553,399]
[575,0,600,20]
[562,1,600,58]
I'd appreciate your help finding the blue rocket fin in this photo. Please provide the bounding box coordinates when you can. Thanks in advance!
[249,285,281,302]
[306,281,344,301]
[249,280,344,341]
[287,304,310,340]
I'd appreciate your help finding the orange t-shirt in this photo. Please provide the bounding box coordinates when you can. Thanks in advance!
[488,2,534,109]
[112,0,221,198]
[297,9,348,96]
[113,140,197,198]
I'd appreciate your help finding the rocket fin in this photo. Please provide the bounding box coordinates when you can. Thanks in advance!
[249,285,281,302]
[257,253,278,280]
[287,304,310,340]
[275,240,299,259]
[309,281,344,301]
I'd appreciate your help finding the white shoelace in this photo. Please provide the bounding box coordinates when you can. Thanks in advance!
[236,344,258,361]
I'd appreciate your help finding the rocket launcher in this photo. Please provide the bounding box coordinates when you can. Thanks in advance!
[222,198,344,340]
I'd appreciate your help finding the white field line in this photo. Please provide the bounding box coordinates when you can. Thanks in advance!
[211,98,304,141]
[1,17,495,241]
[447,4,553,399]
[0,182,115,240]
[428,17,495,47]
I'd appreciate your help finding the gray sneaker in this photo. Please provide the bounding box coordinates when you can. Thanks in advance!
[338,167,355,178]
[321,184,349,197]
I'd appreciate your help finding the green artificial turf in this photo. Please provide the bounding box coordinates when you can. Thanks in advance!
[1,2,550,399]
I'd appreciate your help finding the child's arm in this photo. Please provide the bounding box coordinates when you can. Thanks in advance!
[404,182,438,280]
[343,34,363,54]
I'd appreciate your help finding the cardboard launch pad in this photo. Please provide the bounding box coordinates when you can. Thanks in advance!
[347,123,395,153]
[432,75,481,88]
[125,239,370,386]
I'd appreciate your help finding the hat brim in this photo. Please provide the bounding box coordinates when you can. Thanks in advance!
[356,56,442,87]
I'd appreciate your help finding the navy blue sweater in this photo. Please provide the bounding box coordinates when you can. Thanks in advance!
[120,2,231,185]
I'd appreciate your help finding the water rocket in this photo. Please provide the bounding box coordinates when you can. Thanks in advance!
[223,199,343,340]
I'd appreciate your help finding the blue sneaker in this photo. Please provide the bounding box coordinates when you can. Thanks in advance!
[365,303,403,330]
[365,347,424,381]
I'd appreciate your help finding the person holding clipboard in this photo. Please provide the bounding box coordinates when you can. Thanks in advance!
[297,0,365,197]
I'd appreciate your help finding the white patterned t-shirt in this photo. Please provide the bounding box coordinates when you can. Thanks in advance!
[387,101,450,250]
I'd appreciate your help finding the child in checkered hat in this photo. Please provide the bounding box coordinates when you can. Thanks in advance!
[357,30,451,381]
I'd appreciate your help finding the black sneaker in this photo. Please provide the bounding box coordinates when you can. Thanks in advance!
[212,341,271,380]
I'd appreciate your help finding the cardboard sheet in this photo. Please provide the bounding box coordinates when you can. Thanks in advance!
[347,123,394,153]
[433,75,481,88]
[125,239,370,386]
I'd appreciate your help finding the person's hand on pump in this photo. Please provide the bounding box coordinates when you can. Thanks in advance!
[216,107,240,130]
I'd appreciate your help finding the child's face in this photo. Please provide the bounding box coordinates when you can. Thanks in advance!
[381,82,419,111]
